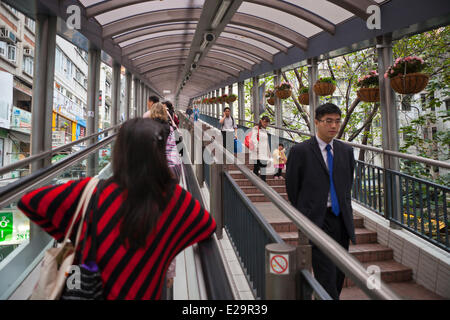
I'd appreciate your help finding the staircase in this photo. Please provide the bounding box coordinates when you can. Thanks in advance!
[227,155,442,300]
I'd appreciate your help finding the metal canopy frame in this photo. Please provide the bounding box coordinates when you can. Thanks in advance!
[4,0,449,101]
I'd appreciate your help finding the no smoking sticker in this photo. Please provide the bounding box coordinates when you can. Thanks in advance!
[270,253,289,275]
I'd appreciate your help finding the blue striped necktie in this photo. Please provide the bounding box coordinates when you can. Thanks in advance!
[326,144,340,216]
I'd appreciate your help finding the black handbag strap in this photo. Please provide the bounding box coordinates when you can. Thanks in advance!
[79,178,107,263]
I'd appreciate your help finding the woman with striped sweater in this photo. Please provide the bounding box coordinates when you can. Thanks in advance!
[18,118,216,300]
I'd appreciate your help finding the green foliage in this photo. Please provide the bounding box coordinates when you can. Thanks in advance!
[298,86,309,94]
[357,71,379,88]
[317,77,337,85]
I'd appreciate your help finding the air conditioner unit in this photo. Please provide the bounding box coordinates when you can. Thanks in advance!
[24,48,33,57]
[0,27,16,44]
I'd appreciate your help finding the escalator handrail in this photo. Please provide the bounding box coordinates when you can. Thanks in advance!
[0,133,117,208]
[0,125,121,176]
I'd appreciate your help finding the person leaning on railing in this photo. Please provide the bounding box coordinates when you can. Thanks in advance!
[285,103,356,300]
[18,118,216,300]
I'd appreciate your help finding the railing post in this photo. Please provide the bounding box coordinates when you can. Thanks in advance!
[265,243,297,299]
[296,231,313,299]
[307,57,318,135]
[210,162,223,239]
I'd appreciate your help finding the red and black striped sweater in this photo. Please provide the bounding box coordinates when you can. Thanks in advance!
[18,177,216,300]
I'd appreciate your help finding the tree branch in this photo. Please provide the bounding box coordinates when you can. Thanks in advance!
[348,103,379,142]
[337,97,361,139]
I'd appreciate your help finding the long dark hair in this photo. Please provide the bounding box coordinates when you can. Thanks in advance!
[112,118,176,249]
[258,115,270,129]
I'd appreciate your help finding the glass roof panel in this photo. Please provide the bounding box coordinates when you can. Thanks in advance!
[220,33,279,55]
[119,30,194,47]
[208,49,256,66]
[95,0,204,25]
[283,0,353,24]
[226,24,292,47]
[237,2,322,37]
[79,0,105,6]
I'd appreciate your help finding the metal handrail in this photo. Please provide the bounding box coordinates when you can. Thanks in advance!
[232,118,450,169]
[0,124,121,176]
[198,118,401,300]
[180,140,235,300]
[0,133,117,209]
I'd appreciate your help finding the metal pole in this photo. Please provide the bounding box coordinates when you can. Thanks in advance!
[140,82,145,116]
[210,163,223,239]
[133,77,139,118]
[238,81,245,126]
[86,44,101,177]
[111,62,121,127]
[216,89,220,118]
[228,84,234,116]
[221,87,226,113]
[125,71,132,121]
[274,69,282,138]
[265,243,297,299]
[253,76,260,122]
[377,34,401,229]
[30,14,56,172]
[307,58,319,135]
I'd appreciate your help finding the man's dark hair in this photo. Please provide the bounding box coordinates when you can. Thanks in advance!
[148,95,160,103]
[279,143,284,147]
[315,103,341,120]
[223,107,230,111]
[258,115,270,128]
[163,100,173,111]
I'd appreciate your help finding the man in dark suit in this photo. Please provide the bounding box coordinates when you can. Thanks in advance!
[285,103,356,300]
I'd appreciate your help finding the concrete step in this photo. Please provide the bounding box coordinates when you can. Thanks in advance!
[353,216,364,228]
[239,185,286,195]
[246,193,289,202]
[278,232,299,246]
[349,243,393,263]
[343,260,412,287]
[354,228,378,244]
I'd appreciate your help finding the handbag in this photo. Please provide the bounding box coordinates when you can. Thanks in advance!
[30,177,99,300]
[244,127,259,150]
[60,179,106,300]
[234,138,242,153]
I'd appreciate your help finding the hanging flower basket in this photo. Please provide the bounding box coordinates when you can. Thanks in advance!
[313,77,336,96]
[298,87,309,105]
[226,94,237,103]
[298,93,309,105]
[265,89,275,105]
[356,70,379,102]
[390,73,429,95]
[267,98,275,105]
[274,82,293,100]
[385,56,429,94]
[357,88,380,102]
[208,97,216,103]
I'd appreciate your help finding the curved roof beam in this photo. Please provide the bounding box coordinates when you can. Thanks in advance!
[113,22,198,44]
[129,43,191,60]
[139,59,189,74]
[133,49,190,67]
[326,0,378,20]
[135,52,252,71]
[157,74,220,84]
[145,66,228,81]
[224,26,289,53]
[86,0,159,18]
[142,62,237,78]
[245,0,336,35]
[206,51,253,70]
[122,34,194,56]
[215,37,273,63]
[103,8,202,38]
[210,47,261,64]
[230,13,308,50]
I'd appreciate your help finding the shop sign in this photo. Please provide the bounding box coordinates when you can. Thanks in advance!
[0,210,29,246]
[11,107,31,134]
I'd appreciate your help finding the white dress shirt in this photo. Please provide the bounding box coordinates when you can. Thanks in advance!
[316,135,334,208]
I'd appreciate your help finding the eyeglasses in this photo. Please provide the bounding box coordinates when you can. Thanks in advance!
[318,119,342,125]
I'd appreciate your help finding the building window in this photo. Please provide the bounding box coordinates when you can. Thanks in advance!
[0,41,6,56]
[24,17,35,33]
[401,95,412,111]
[7,45,16,62]
[23,56,33,75]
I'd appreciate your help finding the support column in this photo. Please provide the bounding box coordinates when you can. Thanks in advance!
[221,87,226,114]
[274,69,283,138]
[125,71,132,121]
[228,84,233,116]
[133,77,139,118]
[307,58,319,135]
[30,14,56,172]
[377,33,401,229]
[253,76,260,122]
[140,82,145,116]
[111,62,121,127]
[216,89,220,118]
[238,81,245,126]
[86,44,101,176]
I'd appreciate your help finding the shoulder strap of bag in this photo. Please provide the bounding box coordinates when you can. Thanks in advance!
[63,177,99,249]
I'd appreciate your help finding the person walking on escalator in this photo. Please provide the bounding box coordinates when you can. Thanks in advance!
[250,115,271,182]
[18,118,216,300]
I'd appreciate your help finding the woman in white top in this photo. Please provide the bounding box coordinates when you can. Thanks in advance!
[250,116,271,181]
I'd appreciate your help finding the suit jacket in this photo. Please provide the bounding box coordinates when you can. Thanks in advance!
[285,137,356,244]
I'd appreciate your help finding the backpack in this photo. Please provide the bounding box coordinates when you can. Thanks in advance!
[244,127,259,151]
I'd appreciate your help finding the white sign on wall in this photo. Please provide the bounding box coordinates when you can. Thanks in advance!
[0,71,13,129]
